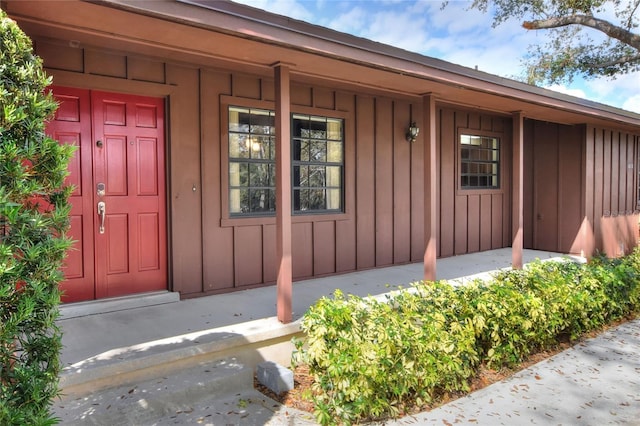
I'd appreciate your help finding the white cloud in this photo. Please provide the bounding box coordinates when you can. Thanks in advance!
[360,9,432,53]
[230,0,640,112]
[544,84,587,99]
[323,6,369,34]
[583,72,640,111]
[622,95,640,113]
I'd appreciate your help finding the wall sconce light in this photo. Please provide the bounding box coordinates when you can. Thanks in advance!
[406,122,419,142]
[245,136,261,152]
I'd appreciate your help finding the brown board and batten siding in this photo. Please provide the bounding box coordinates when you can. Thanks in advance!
[523,120,585,254]
[35,36,518,297]
[209,76,428,293]
[585,126,639,257]
[437,107,512,258]
[208,74,364,292]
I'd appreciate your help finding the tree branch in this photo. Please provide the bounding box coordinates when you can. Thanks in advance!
[591,54,640,69]
[523,14,640,50]
[626,0,640,30]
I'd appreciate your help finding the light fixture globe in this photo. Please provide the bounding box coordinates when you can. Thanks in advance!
[406,122,419,142]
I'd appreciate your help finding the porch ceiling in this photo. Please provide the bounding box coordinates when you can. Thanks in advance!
[6,0,640,132]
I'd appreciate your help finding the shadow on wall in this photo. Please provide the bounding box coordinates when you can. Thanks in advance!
[600,213,640,257]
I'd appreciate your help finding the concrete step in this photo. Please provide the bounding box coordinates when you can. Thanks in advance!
[54,316,304,426]
[53,357,254,425]
[59,291,180,320]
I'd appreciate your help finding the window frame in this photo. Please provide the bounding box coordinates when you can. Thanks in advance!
[220,96,349,226]
[291,113,345,215]
[456,128,504,195]
[227,105,277,217]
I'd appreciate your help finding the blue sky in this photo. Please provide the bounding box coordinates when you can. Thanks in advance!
[232,0,640,113]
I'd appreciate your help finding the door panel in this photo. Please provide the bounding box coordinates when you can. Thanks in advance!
[49,88,95,302]
[533,122,559,251]
[92,91,167,299]
[47,87,166,302]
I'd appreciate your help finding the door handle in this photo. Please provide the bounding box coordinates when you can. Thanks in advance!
[97,201,106,234]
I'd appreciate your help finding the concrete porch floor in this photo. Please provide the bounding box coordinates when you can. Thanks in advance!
[56,249,575,394]
[58,249,573,365]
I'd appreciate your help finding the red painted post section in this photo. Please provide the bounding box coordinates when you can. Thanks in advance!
[274,63,293,323]
[423,94,437,281]
[512,112,524,269]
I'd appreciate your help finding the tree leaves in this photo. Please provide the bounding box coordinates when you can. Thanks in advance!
[0,8,73,425]
[457,0,640,84]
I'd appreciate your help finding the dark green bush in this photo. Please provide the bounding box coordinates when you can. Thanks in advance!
[295,249,640,425]
[1,9,74,425]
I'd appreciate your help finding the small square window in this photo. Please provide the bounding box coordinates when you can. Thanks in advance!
[460,133,500,190]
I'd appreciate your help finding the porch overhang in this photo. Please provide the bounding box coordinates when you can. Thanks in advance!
[5,0,640,132]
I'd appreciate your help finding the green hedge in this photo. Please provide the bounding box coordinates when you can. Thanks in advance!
[1,9,74,425]
[294,249,640,425]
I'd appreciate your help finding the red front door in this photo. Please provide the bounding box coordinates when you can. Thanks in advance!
[47,87,167,302]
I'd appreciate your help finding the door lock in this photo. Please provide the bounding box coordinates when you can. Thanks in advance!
[97,182,105,197]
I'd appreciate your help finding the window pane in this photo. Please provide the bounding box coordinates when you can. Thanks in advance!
[249,163,271,187]
[327,188,341,210]
[297,189,326,211]
[268,136,275,160]
[249,135,271,160]
[295,165,309,187]
[326,166,341,187]
[229,134,249,159]
[269,164,276,187]
[327,119,342,140]
[237,188,250,213]
[229,162,240,186]
[460,133,499,189]
[249,189,275,213]
[327,141,342,162]
[250,109,274,134]
[300,140,310,162]
[229,188,242,213]
[309,166,325,187]
[310,141,326,162]
[229,107,249,132]
[309,189,326,210]
[293,139,302,161]
[229,162,249,187]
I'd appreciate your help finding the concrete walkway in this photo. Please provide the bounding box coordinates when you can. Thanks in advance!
[387,318,640,425]
[53,249,640,425]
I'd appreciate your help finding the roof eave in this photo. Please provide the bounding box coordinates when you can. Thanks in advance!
[86,0,640,126]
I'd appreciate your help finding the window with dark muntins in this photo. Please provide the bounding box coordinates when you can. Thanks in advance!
[228,106,276,215]
[460,134,500,189]
[228,106,344,216]
[292,114,343,213]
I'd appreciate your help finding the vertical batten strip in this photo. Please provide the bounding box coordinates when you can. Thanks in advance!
[512,111,524,269]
